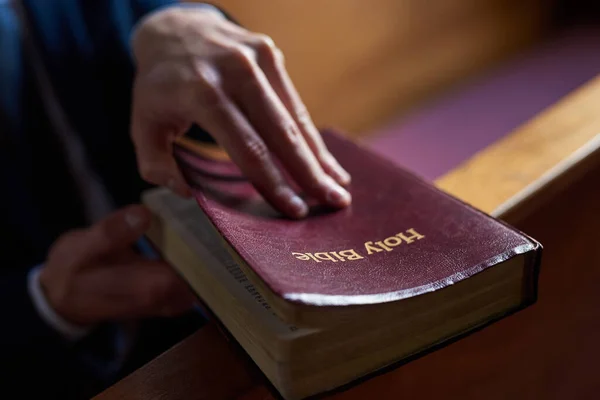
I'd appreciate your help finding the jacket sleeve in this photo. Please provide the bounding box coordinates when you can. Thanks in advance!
[0,3,102,396]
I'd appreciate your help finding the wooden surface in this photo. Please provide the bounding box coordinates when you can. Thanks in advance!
[205,0,551,135]
[437,74,600,224]
[96,73,600,399]
[96,323,260,400]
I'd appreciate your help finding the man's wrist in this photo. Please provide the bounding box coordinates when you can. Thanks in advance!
[27,265,92,341]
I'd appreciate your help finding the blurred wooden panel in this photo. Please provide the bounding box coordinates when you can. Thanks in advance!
[207,0,552,135]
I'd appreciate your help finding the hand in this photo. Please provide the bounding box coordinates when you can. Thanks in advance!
[39,205,196,326]
[130,6,351,219]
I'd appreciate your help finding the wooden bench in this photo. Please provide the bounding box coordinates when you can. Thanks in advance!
[94,72,600,399]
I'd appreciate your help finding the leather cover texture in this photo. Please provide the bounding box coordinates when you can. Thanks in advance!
[174,129,541,307]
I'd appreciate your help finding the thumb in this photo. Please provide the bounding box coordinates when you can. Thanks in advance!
[80,205,152,262]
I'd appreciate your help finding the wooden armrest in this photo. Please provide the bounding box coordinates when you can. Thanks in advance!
[94,323,263,400]
[437,75,600,222]
[96,76,600,400]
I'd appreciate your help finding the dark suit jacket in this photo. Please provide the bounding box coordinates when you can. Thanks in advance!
[0,1,212,397]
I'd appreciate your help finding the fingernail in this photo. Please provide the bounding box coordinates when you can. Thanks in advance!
[288,195,309,218]
[326,185,351,207]
[125,210,144,229]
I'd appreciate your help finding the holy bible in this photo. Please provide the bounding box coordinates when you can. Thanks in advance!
[142,129,542,400]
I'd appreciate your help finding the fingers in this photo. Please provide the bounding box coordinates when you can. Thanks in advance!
[246,34,351,186]
[44,211,197,325]
[62,205,152,267]
[130,9,353,215]
[101,260,196,319]
[67,259,196,324]
[218,42,351,210]
[191,62,310,218]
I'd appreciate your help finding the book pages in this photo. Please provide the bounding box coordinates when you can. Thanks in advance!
[144,188,315,338]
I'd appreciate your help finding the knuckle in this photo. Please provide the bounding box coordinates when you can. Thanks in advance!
[254,34,276,50]
[193,60,221,88]
[253,34,275,53]
[230,46,256,70]
[217,46,260,87]
[294,106,312,127]
[280,121,303,146]
[192,61,223,106]
[243,138,270,167]
[253,34,284,65]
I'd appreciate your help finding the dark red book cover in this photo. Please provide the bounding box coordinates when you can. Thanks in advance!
[174,129,541,307]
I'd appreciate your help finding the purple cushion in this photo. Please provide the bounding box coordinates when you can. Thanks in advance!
[365,26,600,181]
